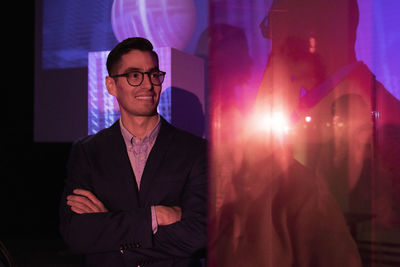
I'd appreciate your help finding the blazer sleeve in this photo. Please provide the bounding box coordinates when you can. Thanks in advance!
[59,140,154,255]
[151,140,208,258]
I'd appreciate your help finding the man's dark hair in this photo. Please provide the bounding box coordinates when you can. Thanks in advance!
[106,37,159,75]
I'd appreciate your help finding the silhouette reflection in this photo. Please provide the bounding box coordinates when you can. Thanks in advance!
[209,0,400,265]
[257,0,400,233]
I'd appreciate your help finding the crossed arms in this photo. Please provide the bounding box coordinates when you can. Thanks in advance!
[67,189,182,226]
[59,138,207,259]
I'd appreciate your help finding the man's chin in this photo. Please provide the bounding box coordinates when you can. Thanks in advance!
[135,109,159,117]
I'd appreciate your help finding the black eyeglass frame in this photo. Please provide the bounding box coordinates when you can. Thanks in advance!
[110,70,166,87]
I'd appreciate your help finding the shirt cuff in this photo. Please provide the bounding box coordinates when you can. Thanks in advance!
[151,206,158,234]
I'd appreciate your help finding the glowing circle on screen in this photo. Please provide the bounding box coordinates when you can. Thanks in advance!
[111,0,197,50]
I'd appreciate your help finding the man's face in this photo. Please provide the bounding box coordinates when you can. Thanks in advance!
[106,49,161,118]
[261,1,326,91]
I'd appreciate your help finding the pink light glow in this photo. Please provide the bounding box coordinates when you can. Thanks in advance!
[251,110,291,135]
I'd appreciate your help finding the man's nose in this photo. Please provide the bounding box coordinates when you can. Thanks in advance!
[141,73,153,89]
[260,15,271,39]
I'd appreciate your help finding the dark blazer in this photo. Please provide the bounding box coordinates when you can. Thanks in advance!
[59,117,207,267]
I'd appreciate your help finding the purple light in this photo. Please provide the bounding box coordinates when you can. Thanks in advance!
[111,0,197,50]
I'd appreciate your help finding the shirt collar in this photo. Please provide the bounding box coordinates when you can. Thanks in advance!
[298,61,362,110]
[119,116,161,147]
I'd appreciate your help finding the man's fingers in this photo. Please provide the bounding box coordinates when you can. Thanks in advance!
[172,206,182,213]
[73,189,107,210]
[73,189,99,204]
[68,189,108,213]
[70,205,88,214]
[67,197,96,213]
[172,206,182,220]
[155,205,182,225]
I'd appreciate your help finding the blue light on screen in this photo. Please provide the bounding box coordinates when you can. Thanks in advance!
[42,0,117,69]
[356,0,400,100]
[41,0,399,97]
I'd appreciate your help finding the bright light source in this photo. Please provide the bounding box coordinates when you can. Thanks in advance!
[305,116,312,123]
[309,37,316,53]
[255,111,291,135]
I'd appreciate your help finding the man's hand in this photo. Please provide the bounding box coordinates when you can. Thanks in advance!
[155,206,182,225]
[67,189,108,214]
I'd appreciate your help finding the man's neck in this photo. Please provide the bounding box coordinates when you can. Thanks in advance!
[120,114,160,138]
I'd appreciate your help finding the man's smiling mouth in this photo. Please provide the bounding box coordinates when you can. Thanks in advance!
[135,95,154,100]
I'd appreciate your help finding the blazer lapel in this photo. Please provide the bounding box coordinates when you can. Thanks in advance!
[139,117,175,205]
[106,121,140,208]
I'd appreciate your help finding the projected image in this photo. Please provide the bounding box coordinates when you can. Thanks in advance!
[111,0,197,50]
[88,51,119,134]
[42,0,202,70]
[42,0,116,69]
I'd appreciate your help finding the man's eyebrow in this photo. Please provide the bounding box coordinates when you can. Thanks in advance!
[123,67,159,73]
[123,67,141,72]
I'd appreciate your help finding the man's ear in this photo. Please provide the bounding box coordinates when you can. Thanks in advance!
[105,76,117,97]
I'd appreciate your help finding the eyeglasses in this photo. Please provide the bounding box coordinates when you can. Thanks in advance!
[110,70,166,87]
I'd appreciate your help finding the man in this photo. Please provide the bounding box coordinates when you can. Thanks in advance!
[205,16,362,265]
[59,37,207,266]
[257,0,400,244]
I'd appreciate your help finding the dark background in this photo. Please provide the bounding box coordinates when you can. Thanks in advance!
[1,2,80,265]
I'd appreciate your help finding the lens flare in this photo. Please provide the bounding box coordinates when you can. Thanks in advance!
[252,111,291,135]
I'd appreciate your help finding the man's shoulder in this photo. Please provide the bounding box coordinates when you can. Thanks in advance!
[73,121,120,148]
[162,119,207,149]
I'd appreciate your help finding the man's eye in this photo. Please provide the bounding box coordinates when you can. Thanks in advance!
[151,72,160,78]
[131,72,141,79]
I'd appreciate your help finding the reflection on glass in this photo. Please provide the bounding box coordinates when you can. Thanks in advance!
[209,0,400,266]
